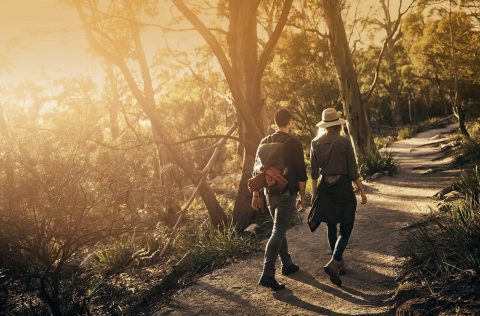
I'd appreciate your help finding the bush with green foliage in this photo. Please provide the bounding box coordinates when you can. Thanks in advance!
[374,135,396,148]
[182,222,260,273]
[397,126,417,140]
[358,151,398,178]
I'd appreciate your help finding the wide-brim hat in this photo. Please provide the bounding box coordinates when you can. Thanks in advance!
[316,108,347,128]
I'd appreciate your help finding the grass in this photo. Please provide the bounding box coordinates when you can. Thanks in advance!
[454,166,480,207]
[374,135,396,148]
[358,151,398,178]
[396,165,480,313]
[187,222,260,273]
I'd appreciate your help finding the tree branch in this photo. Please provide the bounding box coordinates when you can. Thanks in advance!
[254,0,293,91]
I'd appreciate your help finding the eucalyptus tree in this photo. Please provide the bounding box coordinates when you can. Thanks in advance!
[74,0,228,226]
[171,0,293,228]
[318,0,377,156]
[406,4,479,137]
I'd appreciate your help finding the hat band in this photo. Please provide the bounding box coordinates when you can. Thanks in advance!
[323,118,340,123]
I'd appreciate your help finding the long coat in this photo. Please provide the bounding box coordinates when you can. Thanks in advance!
[308,175,357,232]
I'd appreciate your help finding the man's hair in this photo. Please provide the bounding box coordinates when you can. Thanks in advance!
[274,108,292,127]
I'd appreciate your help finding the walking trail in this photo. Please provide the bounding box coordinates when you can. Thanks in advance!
[155,124,460,316]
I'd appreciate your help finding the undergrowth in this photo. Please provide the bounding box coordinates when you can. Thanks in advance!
[187,222,260,273]
[397,126,417,140]
[396,166,480,313]
[358,151,398,178]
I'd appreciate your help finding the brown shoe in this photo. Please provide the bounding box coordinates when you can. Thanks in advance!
[339,259,346,276]
[324,258,342,287]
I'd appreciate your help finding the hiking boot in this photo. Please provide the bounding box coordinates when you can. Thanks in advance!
[324,258,342,287]
[339,259,346,276]
[258,276,286,291]
[281,263,299,276]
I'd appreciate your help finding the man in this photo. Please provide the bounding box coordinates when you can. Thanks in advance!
[252,108,308,291]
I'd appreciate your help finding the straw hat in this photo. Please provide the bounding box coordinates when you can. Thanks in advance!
[316,108,347,128]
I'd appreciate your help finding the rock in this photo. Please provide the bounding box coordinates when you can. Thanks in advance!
[244,223,260,234]
[422,168,435,175]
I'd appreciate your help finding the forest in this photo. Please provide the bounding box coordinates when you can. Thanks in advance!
[1,0,479,315]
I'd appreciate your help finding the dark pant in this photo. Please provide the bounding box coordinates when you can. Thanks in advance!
[261,192,296,277]
[327,222,354,261]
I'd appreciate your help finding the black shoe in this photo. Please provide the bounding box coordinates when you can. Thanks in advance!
[258,276,286,291]
[281,263,299,276]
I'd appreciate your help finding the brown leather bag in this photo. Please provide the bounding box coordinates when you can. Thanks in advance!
[247,172,266,192]
[265,168,288,192]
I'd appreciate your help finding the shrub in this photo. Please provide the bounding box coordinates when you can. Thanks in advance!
[374,135,396,148]
[187,222,259,273]
[454,166,480,207]
[358,151,398,178]
[397,187,480,313]
[402,204,480,282]
[454,137,480,165]
[397,126,417,140]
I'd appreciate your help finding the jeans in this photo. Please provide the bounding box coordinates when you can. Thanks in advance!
[327,222,354,261]
[261,192,296,277]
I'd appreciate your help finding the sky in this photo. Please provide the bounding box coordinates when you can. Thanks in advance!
[0,0,103,86]
[0,0,403,89]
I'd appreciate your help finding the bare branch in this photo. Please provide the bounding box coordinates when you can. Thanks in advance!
[254,0,293,91]
[158,123,237,258]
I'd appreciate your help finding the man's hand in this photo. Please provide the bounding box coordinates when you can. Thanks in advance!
[252,193,261,211]
[360,191,367,204]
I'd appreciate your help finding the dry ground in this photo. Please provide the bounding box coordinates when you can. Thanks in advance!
[153,124,460,316]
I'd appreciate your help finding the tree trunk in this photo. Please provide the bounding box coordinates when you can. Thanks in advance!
[320,0,377,156]
[408,93,414,123]
[228,0,266,229]
[170,0,292,229]
[387,51,402,125]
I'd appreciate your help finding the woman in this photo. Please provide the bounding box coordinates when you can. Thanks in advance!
[309,108,367,287]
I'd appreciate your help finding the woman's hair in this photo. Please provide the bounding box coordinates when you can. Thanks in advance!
[314,124,343,140]
[326,125,342,133]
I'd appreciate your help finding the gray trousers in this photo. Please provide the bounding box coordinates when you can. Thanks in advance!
[262,191,296,277]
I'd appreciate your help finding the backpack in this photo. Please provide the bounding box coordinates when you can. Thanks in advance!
[248,134,289,194]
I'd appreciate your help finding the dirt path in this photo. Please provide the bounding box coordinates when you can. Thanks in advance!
[154,124,460,316]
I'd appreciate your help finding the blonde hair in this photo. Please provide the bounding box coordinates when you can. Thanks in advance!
[314,125,344,140]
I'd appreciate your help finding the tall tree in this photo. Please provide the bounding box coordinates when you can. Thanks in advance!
[74,0,227,226]
[319,0,377,156]
[171,0,293,229]
[366,0,415,125]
